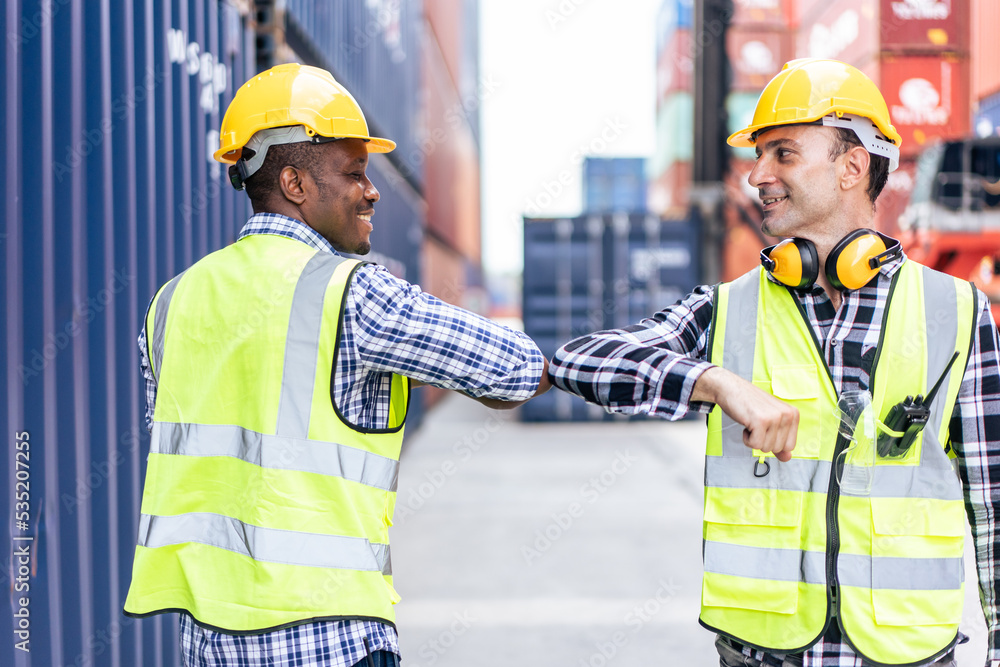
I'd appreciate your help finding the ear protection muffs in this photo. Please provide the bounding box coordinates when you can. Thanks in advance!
[760,229,901,291]
[759,238,819,289]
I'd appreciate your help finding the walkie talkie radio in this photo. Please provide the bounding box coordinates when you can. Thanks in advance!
[876,351,960,459]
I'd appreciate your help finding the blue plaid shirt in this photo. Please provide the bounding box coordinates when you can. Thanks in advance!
[138,212,544,667]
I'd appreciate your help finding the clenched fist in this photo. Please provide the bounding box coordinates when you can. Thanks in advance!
[691,366,799,462]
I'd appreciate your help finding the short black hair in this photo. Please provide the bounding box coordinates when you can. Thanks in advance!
[828,127,889,207]
[243,141,325,209]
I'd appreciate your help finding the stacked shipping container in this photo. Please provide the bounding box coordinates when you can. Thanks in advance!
[3,1,257,664]
[650,0,792,217]
[421,0,482,282]
[3,0,486,663]
[724,0,794,223]
[797,0,970,156]
[650,0,693,216]
[793,0,971,235]
[521,213,702,422]
[583,157,649,214]
[972,0,1000,138]
[419,0,484,409]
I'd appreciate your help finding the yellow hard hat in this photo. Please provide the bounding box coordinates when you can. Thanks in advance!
[727,59,902,171]
[214,62,395,165]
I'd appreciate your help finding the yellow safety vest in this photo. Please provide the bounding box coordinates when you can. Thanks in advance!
[123,234,409,633]
[701,261,976,665]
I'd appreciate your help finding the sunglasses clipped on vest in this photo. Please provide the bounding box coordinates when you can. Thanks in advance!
[759,229,902,291]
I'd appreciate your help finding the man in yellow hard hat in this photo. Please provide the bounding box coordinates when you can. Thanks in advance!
[549,58,1000,666]
[123,63,549,667]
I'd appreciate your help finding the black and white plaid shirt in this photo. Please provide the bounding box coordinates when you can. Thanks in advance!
[549,254,1000,666]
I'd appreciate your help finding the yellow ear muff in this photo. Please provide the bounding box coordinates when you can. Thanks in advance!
[825,229,900,291]
[760,238,819,289]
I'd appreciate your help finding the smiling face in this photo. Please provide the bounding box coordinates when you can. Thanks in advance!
[298,138,380,255]
[748,124,845,240]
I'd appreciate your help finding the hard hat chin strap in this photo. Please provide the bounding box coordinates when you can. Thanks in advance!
[821,113,900,173]
[230,125,342,191]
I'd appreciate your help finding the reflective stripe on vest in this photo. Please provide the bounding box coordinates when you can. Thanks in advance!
[700,262,975,665]
[150,422,400,492]
[125,236,409,633]
[149,271,185,381]
[137,513,392,575]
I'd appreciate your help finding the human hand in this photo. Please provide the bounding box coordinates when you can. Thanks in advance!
[692,366,799,462]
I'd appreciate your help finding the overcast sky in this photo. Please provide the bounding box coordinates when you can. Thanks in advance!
[479,0,661,276]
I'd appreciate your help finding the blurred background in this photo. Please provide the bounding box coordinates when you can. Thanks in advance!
[2,0,998,664]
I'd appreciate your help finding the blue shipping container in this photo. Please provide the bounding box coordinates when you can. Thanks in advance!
[521,212,702,422]
[583,157,648,214]
[2,1,428,664]
[656,0,694,53]
[3,2,257,665]
[975,90,1000,139]
[283,0,423,188]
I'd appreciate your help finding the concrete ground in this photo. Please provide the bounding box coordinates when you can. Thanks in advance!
[391,394,988,667]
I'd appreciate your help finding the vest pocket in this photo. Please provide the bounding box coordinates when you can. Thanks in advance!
[762,365,822,459]
[869,500,964,626]
[702,489,804,614]
[703,570,799,614]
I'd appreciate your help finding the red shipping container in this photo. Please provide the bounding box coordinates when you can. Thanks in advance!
[794,0,878,66]
[728,26,792,92]
[422,37,482,260]
[973,0,1000,100]
[657,29,694,103]
[732,0,791,27]
[649,161,692,216]
[795,0,830,27]
[881,55,971,156]
[874,158,918,235]
[722,157,772,282]
[879,0,968,55]
[879,0,969,54]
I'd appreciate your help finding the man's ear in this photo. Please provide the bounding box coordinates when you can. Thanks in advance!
[277,166,308,205]
[839,145,870,193]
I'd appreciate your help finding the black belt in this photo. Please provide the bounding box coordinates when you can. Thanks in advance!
[721,637,804,667]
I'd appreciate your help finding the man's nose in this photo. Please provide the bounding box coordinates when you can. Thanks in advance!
[748,155,772,190]
[365,179,380,203]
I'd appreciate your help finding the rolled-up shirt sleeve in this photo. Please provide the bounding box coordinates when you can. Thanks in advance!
[548,284,717,419]
[950,290,1000,662]
[348,265,545,401]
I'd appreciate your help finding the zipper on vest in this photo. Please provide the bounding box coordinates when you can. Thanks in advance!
[826,431,848,621]
[787,287,843,624]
